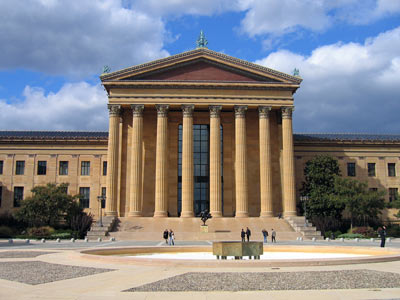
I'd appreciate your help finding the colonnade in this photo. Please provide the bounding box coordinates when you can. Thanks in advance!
[105,104,297,218]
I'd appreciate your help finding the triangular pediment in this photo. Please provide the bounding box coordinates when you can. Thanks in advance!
[100,48,302,85]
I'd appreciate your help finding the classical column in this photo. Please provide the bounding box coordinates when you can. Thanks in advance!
[282,107,297,216]
[234,105,249,218]
[105,104,121,216]
[209,105,222,217]
[181,104,195,217]
[154,105,169,217]
[259,106,273,217]
[129,104,144,217]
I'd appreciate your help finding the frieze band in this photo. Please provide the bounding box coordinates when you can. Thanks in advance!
[156,104,169,117]
[107,104,121,116]
[234,105,248,118]
[131,104,145,117]
[281,107,294,119]
[209,105,222,118]
[182,104,195,117]
[258,106,272,119]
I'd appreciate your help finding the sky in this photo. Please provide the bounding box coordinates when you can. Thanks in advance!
[0,0,400,133]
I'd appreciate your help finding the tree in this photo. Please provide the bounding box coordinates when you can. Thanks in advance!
[15,183,82,228]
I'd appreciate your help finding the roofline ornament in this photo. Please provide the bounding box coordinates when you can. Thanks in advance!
[196,30,208,49]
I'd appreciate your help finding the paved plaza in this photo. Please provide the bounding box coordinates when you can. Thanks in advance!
[1,238,400,299]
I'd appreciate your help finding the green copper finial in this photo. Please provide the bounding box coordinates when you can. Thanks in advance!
[102,65,111,74]
[293,68,300,77]
[196,30,208,49]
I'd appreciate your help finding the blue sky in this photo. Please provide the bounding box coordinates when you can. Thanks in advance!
[0,0,399,133]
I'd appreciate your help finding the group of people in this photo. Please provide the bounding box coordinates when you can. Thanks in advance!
[163,229,175,245]
[240,227,276,243]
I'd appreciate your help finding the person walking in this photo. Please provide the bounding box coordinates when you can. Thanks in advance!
[379,226,387,247]
[241,229,245,242]
[246,227,251,242]
[163,229,169,244]
[271,229,276,243]
[262,229,268,243]
[168,229,175,246]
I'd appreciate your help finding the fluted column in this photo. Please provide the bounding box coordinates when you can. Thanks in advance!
[181,104,194,217]
[259,106,273,217]
[282,107,297,216]
[154,105,169,217]
[105,104,121,216]
[234,105,248,218]
[209,105,222,217]
[129,104,144,217]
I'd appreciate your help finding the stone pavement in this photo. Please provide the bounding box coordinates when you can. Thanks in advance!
[0,238,400,299]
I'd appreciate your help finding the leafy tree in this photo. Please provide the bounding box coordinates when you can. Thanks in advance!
[15,183,82,228]
[388,193,400,219]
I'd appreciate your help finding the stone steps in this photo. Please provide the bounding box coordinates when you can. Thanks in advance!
[86,216,116,240]
[285,216,324,240]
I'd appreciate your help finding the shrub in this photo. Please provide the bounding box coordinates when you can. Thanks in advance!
[49,232,75,239]
[27,226,55,238]
[0,212,26,230]
[386,224,400,237]
[70,213,93,239]
[351,226,377,238]
[337,233,365,239]
[0,226,14,238]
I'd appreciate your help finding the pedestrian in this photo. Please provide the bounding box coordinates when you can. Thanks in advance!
[241,228,245,242]
[379,226,387,248]
[262,229,268,243]
[168,229,175,246]
[163,229,168,244]
[246,227,251,242]
[271,229,276,243]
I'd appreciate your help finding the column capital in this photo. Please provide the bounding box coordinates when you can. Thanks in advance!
[182,104,195,117]
[107,104,121,116]
[258,106,272,119]
[281,106,294,119]
[209,105,222,118]
[234,105,247,118]
[156,104,169,117]
[131,104,144,117]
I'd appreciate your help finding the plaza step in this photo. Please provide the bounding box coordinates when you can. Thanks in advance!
[285,216,324,240]
[86,216,116,240]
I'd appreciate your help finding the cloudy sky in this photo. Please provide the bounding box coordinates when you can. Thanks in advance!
[1,0,399,133]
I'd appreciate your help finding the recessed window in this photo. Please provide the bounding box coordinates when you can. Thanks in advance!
[13,186,24,207]
[79,187,90,208]
[0,160,3,174]
[15,161,25,175]
[37,161,47,175]
[103,161,107,176]
[388,163,396,177]
[347,162,356,177]
[81,161,90,176]
[367,163,376,177]
[389,188,398,202]
[59,161,68,175]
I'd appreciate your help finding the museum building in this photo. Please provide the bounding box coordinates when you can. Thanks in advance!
[1,46,400,221]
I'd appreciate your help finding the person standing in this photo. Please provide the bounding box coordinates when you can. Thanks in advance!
[271,229,276,243]
[163,229,169,244]
[379,226,387,248]
[241,229,245,242]
[168,229,175,246]
[246,227,251,242]
[262,229,268,243]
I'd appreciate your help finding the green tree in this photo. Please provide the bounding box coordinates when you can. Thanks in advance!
[15,183,81,228]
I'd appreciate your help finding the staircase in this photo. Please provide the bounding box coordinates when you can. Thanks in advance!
[285,216,324,240]
[86,216,117,240]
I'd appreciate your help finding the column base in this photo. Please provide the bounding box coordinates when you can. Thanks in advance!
[235,211,249,218]
[283,211,297,217]
[128,211,142,217]
[260,211,274,218]
[210,211,222,217]
[153,211,168,218]
[105,211,118,217]
[180,211,194,218]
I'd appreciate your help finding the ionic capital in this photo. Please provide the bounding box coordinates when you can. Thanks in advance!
[234,105,247,118]
[156,104,169,117]
[131,104,144,117]
[182,104,195,118]
[281,107,294,119]
[107,104,121,116]
[209,105,222,118]
[258,106,272,119]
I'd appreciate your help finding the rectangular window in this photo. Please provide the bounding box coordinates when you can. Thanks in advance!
[37,161,47,175]
[103,161,107,176]
[61,185,68,194]
[388,163,396,177]
[367,163,376,177]
[15,161,25,175]
[0,160,3,174]
[101,187,106,209]
[347,162,356,177]
[59,161,68,175]
[389,188,398,202]
[0,186,2,207]
[81,161,90,176]
[13,186,24,207]
[79,187,90,208]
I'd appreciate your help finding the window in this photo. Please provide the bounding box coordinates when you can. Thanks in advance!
[15,161,25,175]
[103,161,107,176]
[37,161,47,175]
[79,187,90,208]
[81,161,90,176]
[59,161,68,175]
[60,185,68,194]
[388,163,396,177]
[13,186,24,207]
[0,186,2,207]
[347,162,356,177]
[367,163,376,177]
[389,188,398,202]
[0,160,3,174]
[101,187,106,209]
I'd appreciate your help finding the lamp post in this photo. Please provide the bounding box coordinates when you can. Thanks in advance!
[97,195,105,227]
[301,196,309,227]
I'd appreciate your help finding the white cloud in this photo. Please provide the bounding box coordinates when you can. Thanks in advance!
[255,26,400,133]
[0,82,108,130]
[0,0,168,78]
